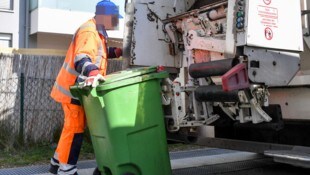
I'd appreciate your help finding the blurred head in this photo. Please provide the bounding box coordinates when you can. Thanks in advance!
[95,0,120,30]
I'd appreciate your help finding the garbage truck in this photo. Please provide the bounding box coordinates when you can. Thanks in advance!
[121,0,310,168]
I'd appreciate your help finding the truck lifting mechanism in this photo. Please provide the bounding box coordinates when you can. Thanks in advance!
[162,0,301,128]
[123,0,310,168]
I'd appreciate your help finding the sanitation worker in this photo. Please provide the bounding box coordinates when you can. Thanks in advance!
[49,1,122,174]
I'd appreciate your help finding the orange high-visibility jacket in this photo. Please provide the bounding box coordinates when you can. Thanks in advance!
[51,18,108,103]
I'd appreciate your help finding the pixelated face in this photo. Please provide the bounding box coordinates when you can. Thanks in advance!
[95,3,120,30]
[95,14,119,30]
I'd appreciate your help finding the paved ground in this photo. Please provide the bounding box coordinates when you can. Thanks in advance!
[1,148,310,175]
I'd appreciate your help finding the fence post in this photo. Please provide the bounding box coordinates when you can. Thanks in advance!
[19,73,25,144]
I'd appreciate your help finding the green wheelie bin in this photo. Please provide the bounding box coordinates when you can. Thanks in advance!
[70,67,171,175]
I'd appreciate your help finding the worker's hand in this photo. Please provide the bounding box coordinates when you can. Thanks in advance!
[84,70,105,88]
[84,74,105,88]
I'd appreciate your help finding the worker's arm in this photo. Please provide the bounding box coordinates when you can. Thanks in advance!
[73,31,105,87]
[73,31,100,77]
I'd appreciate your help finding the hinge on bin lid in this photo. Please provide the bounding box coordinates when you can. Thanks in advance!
[221,63,249,91]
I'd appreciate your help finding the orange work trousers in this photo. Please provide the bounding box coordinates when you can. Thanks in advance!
[55,103,86,165]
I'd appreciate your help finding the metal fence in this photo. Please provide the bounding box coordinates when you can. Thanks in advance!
[0,78,22,149]
[0,53,128,148]
[0,76,64,148]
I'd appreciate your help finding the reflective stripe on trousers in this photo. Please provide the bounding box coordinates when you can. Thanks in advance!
[53,103,86,174]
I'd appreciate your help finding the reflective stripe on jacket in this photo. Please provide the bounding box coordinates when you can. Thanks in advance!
[51,18,108,103]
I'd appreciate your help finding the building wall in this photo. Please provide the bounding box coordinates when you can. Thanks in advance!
[35,32,123,50]
[30,8,92,35]
[0,0,25,48]
[30,7,124,38]
[36,33,71,50]
[0,1,125,49]
[18,0,27,48]
[29,0,125,50]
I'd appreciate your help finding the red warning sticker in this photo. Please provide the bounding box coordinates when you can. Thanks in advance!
[265,27,273,40]
[263,0,272,5]
[257,5,278,28]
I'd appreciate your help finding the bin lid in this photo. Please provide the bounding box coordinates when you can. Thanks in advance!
[97,66,168,91]
[102,66,157,84]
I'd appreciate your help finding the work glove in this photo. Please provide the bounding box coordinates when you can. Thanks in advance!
[84,70,105,88]
[114,47,122,58]
[108,47,123,58]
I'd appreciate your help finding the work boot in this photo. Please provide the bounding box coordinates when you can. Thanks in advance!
[93,167,101,175]
[57,164,78,175]
[62,172,78,175]
[48,166,78,175]
[49,157,60,174]
[48,164,59,174]
[55,170,78,175]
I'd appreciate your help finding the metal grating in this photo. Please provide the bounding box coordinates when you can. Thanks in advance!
[1,148,235,175]
[3,148,307,175]
[172,158,275,175]
[0,160,96,175]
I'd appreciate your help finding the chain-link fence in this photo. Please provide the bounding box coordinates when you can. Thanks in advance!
[0,53,128,149]
[0,78,21,149]
[0,75,63,149]
[23,76,63,144]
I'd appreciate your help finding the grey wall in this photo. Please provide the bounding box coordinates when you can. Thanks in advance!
[36,33,71,50]
[0,0,26,48]
[19,0,26,48]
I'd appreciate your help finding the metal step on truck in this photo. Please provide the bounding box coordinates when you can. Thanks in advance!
[122,0,310,168]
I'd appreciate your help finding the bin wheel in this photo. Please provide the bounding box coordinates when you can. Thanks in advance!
[93,167,101,175]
